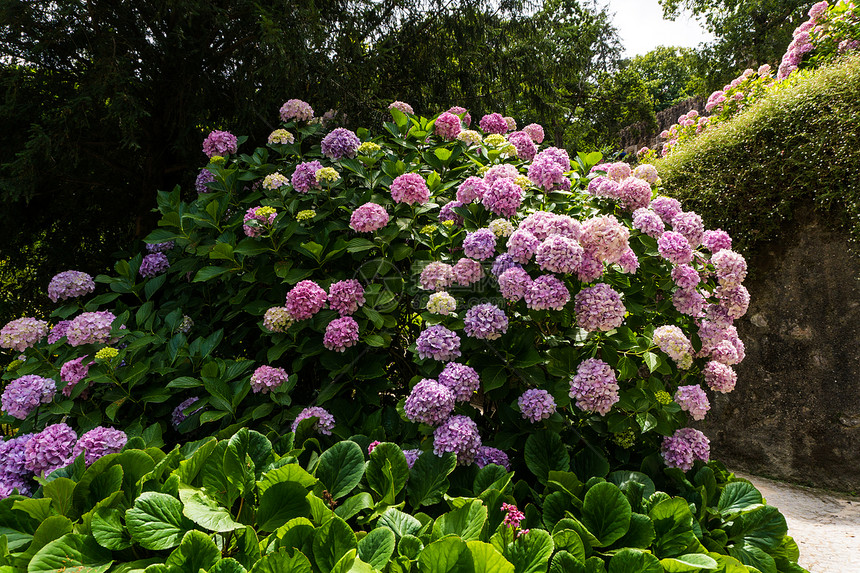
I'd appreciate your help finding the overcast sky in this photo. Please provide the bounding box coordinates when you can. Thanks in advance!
[600,0,716,58]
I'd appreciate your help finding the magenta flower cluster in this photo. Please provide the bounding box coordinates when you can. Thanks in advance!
[250,365,289,394]
[574,283,626,332]
[24,423,77,476]
[285,280,327,320]
[292,161,323,194]
[463,228,497,260]
[475,447,510,470]
[242,206,277,238]
[1,375,55,420]
[463,303,508,340]
[391,173,430,205]
[420,262,455,291]
[323,317,360,352]
[524,275,570,311]
[433,415,481,465]
[416,325,461,362]
[405,379,455,425]
[438,362,480,402]
[328,280,365,315]
[478,113,508,134]
[569,358,619,416]
[457,177,487,203]
[675,385,710,421]
[662,428,710,471]
[482,178,523,217]
[66,311,116,347]
[72,426,127,466]
[202,130,238,158]
[434,112,462,140]
[350,203,389,232]
[280,99,314,122]
[0,317,48,352]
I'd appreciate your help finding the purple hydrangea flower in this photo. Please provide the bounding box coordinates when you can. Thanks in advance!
[439,200,465,226]
[716,285,750,319]
[498,267,532,302]
[524,275,570,311]
[457,177,488,203]
[519,211,556,240]
[546,215,581,240]
[535,235,584,274]
[0,318,48,352]
[172,397,203,429]
[420,262,455,291]
[24,423,77,476]
[196,169,215,194]
[403,448,422,469]
[618,177,652,211]
[491,253,521,278]
[285,280,327,320]
[328,280,365,316]
[433,415,481,465]
[587,176,621,199]
[73,427,127,466]
[435,112,462,140]
[482,178,523,217]
[1,375,55,420]
[350,203,389,233]
[453,258,484,286]
[574,283,626,332]
[416,325,461,362]
[60,356,93,397]
[672,288,706,317]
[475,446,510,470]
[404,379,455,426]
[280,99,314,122]
[48,271,95,303]
[146,241,174,253]
[323,317,360,352]
[250,365,289,394]
[650,197,683,224]
[48,321,71,344]
[321,128,360,160]
[675,385,710,420]
[292,161,323,194]
[662,428,710,471]
[522,123,544,143]
[528,156,569,191]
[292,406,335,435]
[463,228,497,260]
[479,113,508,134]
[618,249,639,274]
[0,434,34,497]
[140,253,170,278]
[202,130,238,158]
[506,229,540,264]
[702,229,732,253]
[579,215,630,264]
[388,101,414,115]
[671,265,700,289]
[569,358,619,416]
[464,304,508,340]
[576,251,604,283]
[66,311,117,347]
[508,131,537,161]
[632,208,665,237]
[437,363,480,403]
[657,231,694,265]
[391,173,430,205]
[711,250,747,287]
[671,212,704,248]
[483,165,518,187]
[518,389,556,423]
[704,361,737,393]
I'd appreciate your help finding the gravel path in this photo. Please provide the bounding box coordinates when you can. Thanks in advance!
[737,473,860,572]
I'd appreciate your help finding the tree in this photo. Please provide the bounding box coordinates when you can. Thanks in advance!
[658,0,816,89]
[624,46,706,111]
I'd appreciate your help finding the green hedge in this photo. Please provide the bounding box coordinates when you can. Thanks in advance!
[655,54,860,255]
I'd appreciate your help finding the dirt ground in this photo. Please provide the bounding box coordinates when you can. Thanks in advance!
[736,472,860,572]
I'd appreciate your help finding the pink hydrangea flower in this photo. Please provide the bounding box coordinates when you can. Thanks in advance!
[390,173,430,205]
[285,280,327,320]
[350,203,389,233]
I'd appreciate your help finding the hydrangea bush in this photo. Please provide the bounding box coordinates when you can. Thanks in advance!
[1,99,753,500]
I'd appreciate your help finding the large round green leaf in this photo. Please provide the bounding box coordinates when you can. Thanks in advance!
[125,492,193,550]
[28,533,112,573]
[524,431,570,484]
[504,529,554,573]
[467,540,514,573]
[418,536,472,573]
[581,482,631,547]
[408,450,457,507]
[315,441,365,500]
[312,516,357,573]
[256,481,311,531]
[165,530,221,573]
[357,527,395,570]
[549,551,585,573]
[648,497,696,559]
[91,507,133,550]
[608,548,662,573]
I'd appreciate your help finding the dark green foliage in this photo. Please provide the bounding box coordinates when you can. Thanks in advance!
[0,430,807,572]
[624,47,707,111]
[656,55,860,255]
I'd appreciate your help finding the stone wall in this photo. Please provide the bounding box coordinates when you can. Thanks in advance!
[697,210,860,492]
[619,96,706,155]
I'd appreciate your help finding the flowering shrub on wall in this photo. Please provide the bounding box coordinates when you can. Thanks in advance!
[658,0,859,158]
[1,98,751,499]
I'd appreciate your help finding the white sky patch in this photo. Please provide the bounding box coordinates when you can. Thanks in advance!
[600,0,716,58]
